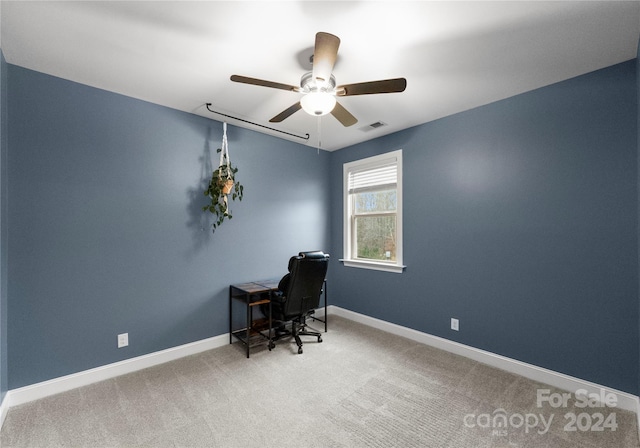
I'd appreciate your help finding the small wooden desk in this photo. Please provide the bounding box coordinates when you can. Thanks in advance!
[229,279,328,358]
[229,280,278,358]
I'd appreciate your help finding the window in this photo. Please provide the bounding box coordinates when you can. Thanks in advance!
[342,150,404,273]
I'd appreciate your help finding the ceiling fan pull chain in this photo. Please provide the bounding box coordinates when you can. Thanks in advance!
[317,116,322,154]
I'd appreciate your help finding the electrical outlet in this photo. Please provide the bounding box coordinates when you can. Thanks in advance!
[117,333,129,348]
[451,318,459,331]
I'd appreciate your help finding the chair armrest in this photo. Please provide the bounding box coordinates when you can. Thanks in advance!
[271,291,286,303]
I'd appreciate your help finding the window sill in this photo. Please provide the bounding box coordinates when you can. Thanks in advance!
[339,259,406,273]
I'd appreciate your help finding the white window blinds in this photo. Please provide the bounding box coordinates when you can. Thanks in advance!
[348,161,397,194]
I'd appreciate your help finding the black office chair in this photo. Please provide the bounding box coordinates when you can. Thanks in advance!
[269,251,329,354]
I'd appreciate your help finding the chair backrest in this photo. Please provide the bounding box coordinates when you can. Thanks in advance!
[280,251,329,319]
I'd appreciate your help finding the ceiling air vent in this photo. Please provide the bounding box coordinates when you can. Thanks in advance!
[361,121,387,132]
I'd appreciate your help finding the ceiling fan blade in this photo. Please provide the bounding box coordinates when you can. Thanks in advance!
[336,78,407,96]
[312,32,340,84]
[269,102,302,123]
[230,75,299,92]
[331,101,358,127]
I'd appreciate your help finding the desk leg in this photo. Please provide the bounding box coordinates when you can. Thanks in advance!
[268,293,274,350]
[229,286,233,344]
[324,280,328,333]
[245,293,251,358]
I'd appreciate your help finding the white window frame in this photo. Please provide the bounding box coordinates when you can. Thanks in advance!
[342,150,405,273]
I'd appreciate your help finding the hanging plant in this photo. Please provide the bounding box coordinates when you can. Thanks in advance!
[202,123,244,232]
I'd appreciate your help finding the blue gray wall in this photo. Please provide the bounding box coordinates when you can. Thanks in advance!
[330,61,639,394]
[637,41,640,399]
[0,51,7,404]
[7,65,330,389]
[2,58,638,396]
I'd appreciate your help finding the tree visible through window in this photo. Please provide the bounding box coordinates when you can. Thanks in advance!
[343,150,403,273]
[354,189,397,261]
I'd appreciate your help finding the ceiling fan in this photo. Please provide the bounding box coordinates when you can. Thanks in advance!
[230,32,407,127]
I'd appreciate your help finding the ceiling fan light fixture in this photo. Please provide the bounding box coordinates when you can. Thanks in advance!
[230,32,406,126]
[300,92,336,116]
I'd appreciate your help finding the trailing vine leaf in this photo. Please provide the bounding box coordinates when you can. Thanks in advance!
[202,148,244,232]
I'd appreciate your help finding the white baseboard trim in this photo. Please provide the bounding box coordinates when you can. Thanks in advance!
[5,333,228,410]
[1,305,637,429]
[328,305,640,414]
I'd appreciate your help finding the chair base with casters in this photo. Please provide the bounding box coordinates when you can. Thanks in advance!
[271,313,322,354]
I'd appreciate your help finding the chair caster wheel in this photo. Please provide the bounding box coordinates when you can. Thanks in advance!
[298,347,303,354]
[268,342,275,350]
[318,336,323,343]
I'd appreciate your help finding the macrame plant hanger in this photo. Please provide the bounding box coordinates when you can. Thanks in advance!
[219,122,233,215]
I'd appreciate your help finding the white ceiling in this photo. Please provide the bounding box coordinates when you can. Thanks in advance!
[1,1,639,151]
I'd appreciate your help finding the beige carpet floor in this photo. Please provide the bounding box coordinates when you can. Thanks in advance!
[1,315,638,447]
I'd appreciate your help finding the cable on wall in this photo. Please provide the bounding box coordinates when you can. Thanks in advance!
[205,104,310,141]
